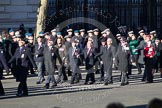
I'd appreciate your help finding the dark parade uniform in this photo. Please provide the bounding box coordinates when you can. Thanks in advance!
[64,40,72,76]
[97,43,106,81]
[34,43,45,84]
[154,41,161,73]
[92,35,100,74]
[83,46,96,84]
[115,43,130,86]
[97,45,116,85]
[43,44,62,89]
[67,45,81,84]
[9,46,36,96]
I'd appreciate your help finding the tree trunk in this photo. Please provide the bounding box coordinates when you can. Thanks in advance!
[35,0,48,37]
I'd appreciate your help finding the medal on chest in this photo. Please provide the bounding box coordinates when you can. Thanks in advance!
[21,49,25,59]
[51,48,54,56]
[1,51,3,54]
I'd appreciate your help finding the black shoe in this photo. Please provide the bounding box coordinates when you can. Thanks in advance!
[67,70,72,76]
[23,93,28,97]
[85,74,89,84]
[16,93,25,97]
[95,70,100,74]
[70,82,74,84]
[141,78,146,82]
[51,83,57,88]
[79,74,82,80]
[104,82,108,85]
[0,93,5,96]
[36,81,41,84]
[120,83,125,86]
[128,73,132,75]
[90,73,95,83]
[63,76,68,81]
[161,74,162,78]
[138,71,142,74]
[84,82,88,85]
[125,82,129,85]
[41,78,45,83]
[70,77,75,84]
[146,81,153,83]
[44,83,49,89]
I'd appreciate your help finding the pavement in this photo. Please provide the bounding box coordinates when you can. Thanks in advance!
[0,67,162,108]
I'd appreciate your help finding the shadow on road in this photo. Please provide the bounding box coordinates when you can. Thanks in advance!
[0,84,116,100]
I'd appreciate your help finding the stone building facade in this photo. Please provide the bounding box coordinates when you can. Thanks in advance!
[0,0,39,31]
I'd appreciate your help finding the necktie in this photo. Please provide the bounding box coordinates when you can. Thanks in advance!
[87,48,90,55]
[72,47,76,56]
[38,44,41,50]
[20,47,22,54]
[49,46,51,52]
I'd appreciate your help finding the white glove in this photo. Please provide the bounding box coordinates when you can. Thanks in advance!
[124,46,129,50]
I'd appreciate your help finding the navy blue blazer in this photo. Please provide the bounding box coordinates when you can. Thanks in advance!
[9,46,36,68]
[83,47,96,69]
[34,44,44,62]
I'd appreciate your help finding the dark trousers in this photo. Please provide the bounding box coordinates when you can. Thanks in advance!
[94,59,100,73]
[154,56,160,72]
[85,73,95,83]
[142,67,147,81]
[128,57,132,75]
[145,58,154,82]
[71,64,80,84]
[16,66,28,95]
[11,63,17,78]
[56,65,68,83]
[121,71,128,84]
[65,65,72,76]
[0,80,4,95]
[133,55,142,73]
[100,64,104,81]
[18,81,28,95]
[104,66,113,83]
[85,65,95,83]
[71,73,79,84]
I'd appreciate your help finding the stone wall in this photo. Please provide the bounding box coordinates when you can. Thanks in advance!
[0,0,39,31]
